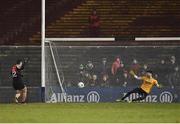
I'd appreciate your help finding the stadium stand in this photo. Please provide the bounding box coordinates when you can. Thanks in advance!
[0,0,86,45]
[31,0,180,43]
[0,0,41,45]
[0,0,179,45]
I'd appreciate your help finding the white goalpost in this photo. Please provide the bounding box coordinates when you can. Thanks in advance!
[41,0,45,102]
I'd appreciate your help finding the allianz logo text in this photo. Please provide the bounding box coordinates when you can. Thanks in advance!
[48,91,100,103]
[124,91,173,103]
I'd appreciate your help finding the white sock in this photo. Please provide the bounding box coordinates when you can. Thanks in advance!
[15,93,21,103]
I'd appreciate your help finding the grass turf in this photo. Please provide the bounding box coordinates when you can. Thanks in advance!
[0,103,179,123]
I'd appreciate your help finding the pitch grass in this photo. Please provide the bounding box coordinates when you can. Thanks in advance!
[0,103,180,123]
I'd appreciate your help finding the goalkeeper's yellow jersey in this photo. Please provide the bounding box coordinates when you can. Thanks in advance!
[140,76,158,94]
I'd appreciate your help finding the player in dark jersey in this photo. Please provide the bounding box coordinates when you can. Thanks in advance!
[11,58,28,103]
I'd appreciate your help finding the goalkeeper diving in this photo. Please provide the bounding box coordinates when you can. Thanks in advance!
[117,70,161,102]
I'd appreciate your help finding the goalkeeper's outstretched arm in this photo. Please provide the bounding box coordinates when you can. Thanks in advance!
[134,75,143,80]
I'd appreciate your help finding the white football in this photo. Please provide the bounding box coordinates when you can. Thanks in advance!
[78,82,85,88]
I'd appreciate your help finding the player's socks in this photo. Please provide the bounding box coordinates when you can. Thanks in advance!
[15,97,19,103]
[15,93,21,103]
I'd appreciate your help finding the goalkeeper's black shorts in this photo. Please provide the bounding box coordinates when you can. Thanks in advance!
[12,78,25,90]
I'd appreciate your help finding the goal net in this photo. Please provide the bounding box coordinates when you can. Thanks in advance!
[43,38,180,103]
[44,41,65,102]
[44,38,115,103]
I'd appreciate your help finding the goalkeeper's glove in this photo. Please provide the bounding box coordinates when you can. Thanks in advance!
[157,84,163,88]
[129,70,135,76]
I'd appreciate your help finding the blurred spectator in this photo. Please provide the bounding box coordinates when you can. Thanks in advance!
[129,59,141,86]
[111,57,124,85]
[90,74,98,86]
[78,64,86,82]
[166,56,177,73]
[86,61,94,70]
[89,9,100,37]
[79,64,85,76]
[86,60,95,76]
[141,64,149,75]
[166,55,178,86]
[99,58,110,86]
[111,57,122,75]
[119,71,132,87]
[130,59,141,76]
[169,56,177,72]
[170,56,176,64]
[78,63,90,86]
[101,58,108,75]
[101,74,110,87]
[168,66,180,88]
